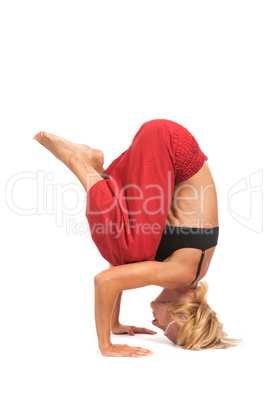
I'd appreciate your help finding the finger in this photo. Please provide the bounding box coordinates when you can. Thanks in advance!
[124,346,154,358]
[134,327,157,334]
[130,351,152,358]
[134,347,154,355]
[128,329,135,336]
[145,329,157,334]
[129,353,143,358]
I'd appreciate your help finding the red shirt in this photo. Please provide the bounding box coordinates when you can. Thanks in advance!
[86,119,207,266]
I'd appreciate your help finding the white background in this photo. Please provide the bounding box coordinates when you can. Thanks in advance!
[1,1,267,401]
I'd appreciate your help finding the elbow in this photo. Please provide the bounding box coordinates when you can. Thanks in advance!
[94,271,106,287]
[94,270,113,288]
[94,270,121,294]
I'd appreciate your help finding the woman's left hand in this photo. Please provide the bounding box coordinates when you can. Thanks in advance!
[112,323,157,336]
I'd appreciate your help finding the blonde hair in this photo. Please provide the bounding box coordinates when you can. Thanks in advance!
[167,281,242,350]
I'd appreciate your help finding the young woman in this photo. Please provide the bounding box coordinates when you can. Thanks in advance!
[33,119,240,358]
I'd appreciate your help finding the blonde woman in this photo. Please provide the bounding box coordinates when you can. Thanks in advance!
[33,119,240,357]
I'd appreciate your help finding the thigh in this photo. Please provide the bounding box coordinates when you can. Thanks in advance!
[86,120,176,267]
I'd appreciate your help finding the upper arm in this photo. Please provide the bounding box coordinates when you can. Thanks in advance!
[96,258,195,292]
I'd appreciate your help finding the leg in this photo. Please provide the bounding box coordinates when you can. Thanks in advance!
[86,120,176,266]
[68,153,104,194]
[33,131,104,193]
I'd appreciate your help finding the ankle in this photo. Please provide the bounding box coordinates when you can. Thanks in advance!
[94,166,105,175]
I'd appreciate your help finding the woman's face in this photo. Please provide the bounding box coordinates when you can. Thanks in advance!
[150,289,179,343]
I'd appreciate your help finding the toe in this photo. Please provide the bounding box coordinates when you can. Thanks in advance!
[33,131,48,143]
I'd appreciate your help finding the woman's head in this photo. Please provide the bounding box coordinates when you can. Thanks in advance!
[150,286,193,343]
[151,281,242,350]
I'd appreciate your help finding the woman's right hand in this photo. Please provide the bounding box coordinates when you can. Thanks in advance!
[101,343,154,358]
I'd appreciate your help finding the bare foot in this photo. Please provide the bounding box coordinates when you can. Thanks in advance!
[78,144,104,173]
[91,149,105,173]
[33,131,104,173]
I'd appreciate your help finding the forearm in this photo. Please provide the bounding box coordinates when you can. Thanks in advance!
[94,274,120,353]
[110,291,123,329]
[93,261,159,358]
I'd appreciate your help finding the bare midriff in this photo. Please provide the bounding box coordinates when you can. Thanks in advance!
[163,161,219,283]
